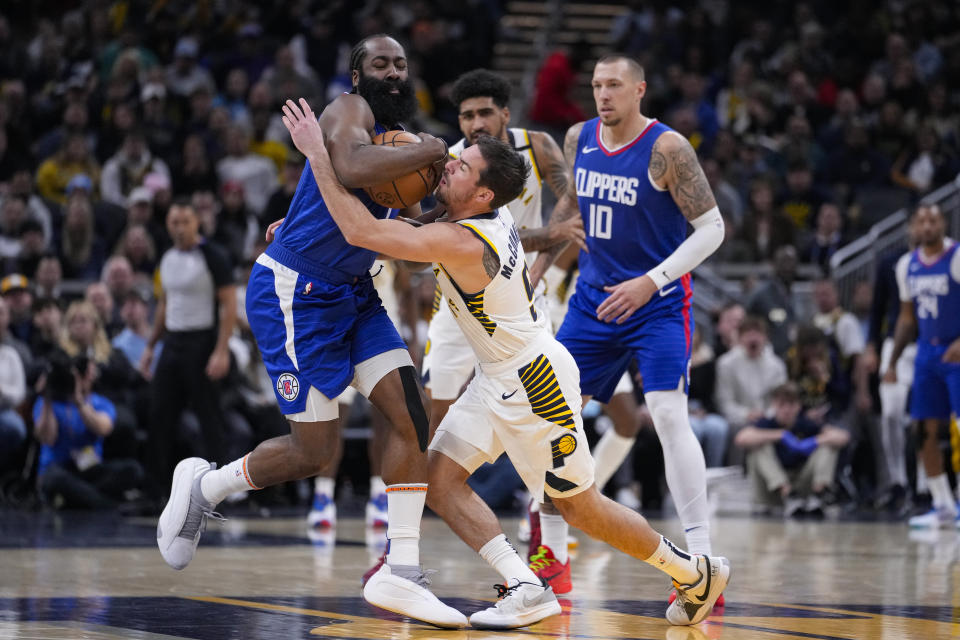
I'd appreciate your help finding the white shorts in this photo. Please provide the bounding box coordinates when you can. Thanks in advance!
[288,348,413,422]
[880,337,917,386]
[429,337,594,500]
[423,286,550,400]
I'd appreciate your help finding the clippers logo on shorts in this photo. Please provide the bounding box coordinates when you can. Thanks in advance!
[518,354,575,428]
[277,373,300,401]
[550,433,578,469]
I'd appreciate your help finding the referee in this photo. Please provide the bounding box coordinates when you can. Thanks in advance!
[140,199,236,499]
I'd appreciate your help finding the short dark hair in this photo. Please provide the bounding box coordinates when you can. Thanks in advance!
[451,69,511,110]
[350,33,392,72]
[474,135,529,210]
[771,382,802,404]
[739,316,767,335]
[595,54,645,81]
[169,197,196,216]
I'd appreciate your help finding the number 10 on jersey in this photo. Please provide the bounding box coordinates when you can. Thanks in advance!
[588,204,613,239]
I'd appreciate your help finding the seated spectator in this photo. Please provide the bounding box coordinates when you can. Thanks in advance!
[171,134,218,196]
[5,167,55,245]
[0,338,26,474]
[734,382,850,517]
[0,196,27,264]
[890,124,959,196]
[99,130,171,209]
[713,302,745,358]
[33,349,142,509]
[15,219,47,278]
[215,123,277,217]
[115,225,157,284]
[112,290,160,376]
[101,256,136,313]
[1,274,34,353]
[715,315,788,430]
[35,133,101,204]
[85,281,120,338]
[59,196,107,280]
[215,181,258,268]
[165,37,215,99]
[688,328,730,467]
[738,176,796,262]
[800,202,847,270]
[778,158,830,230]
[33,254,63,300]
[787,325,851,427]
[29,297,62,362]
[747,246,800,356]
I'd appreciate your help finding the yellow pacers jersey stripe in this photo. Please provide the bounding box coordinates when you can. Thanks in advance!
[460,289,497,336]
[518,354,575,428]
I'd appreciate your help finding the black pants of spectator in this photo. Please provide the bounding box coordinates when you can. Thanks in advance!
[146,330,227,498]
[40,459,144,509]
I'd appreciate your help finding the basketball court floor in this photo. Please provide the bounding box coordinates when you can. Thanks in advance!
[1,504,958,640]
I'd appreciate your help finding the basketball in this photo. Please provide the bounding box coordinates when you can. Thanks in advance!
[363,131,443,208]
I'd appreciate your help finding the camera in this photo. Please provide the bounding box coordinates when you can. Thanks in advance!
[45,349,91,402]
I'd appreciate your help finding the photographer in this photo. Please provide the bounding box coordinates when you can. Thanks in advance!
[33,349,142,509]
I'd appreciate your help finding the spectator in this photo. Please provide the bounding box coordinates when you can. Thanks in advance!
[738,177,796,262]
[713,302,745,358]
[59,196,106,280]
[140,83,178,167]
[824,119,890,201]
[715,315,788,430]
[214,181,257,268]
[213,68,252,125]
[263,152,305,228]
[787,326,850,426]
[112,290,158,375]
[734,382,850,516]
[702,158,744,228]
[0,336,26,474]
[800,202,847,270]
[215,123,277,217]
[33,254,63,300]
[890,124,959,196]
[779,158,829,230]
[35,133,101,204]
[747,245,799,356]
[15,220,47,278]
[33,101,95,163]
[33,348,142,509]
[0,196,27,263]
[85,281,120,338]
[4,167,55,246]
[29,297,62,361]
[165,37,215,99]
[115,224,157,283]
[171,134,218,196]
[1,274,33,350]
[99,130,171,209]
[528,46,588,139]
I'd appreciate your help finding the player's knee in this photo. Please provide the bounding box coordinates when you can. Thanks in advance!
[645,390,688,437]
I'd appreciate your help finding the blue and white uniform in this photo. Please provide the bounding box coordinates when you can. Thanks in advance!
[246,122,411,421]
[896,239,960,420]
[555,118,694,401]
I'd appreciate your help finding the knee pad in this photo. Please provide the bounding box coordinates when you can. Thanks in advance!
[399,365,430,451]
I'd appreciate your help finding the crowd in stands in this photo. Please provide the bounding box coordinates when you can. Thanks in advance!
[0,0,958,520]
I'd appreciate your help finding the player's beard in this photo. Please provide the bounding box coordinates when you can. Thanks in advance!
[357,73,418,126]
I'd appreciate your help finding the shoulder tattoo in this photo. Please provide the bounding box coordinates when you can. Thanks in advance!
[482,243,501,279]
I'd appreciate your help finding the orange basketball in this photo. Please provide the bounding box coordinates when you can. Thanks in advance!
[363,130,443,208]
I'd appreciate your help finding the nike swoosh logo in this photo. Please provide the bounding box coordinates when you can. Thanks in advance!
[581,146,599,154]
[659,286,677,297]
[502,389,518,400]
[684,526,700,533]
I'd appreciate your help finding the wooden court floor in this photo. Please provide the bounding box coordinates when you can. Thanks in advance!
[1,509,958,639]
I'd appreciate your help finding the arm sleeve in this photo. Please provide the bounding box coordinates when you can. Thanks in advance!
[895,252,911,303]
[648,207,725,289]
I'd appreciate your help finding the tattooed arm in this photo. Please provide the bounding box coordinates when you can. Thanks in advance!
[595,130,725,324]
[516,130,585,253]
[529,122,585,285]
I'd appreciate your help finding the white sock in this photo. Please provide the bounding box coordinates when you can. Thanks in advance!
[200,454,259,505]
[644,536,700,585]
[479,534,540,584]
[539,513,568,563]
[928,474,956,512]
[314,476,334,496]
[683,520,712,556]
[385,484,426,566]
[370,475,386,496]
[593,430,636,491]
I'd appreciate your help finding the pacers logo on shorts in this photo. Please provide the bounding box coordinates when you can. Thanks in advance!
[277,373,300,402]
[551,433,577,469]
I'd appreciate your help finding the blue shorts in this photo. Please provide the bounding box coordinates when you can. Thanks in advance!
[246,254,406,415]
[555,279,693,402]
[910,342,960,420]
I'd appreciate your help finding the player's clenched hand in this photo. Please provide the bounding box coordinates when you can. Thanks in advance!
[416,132,450,162]
[265,217,285,242]
[281,98,327,159]
[596,275,658,324]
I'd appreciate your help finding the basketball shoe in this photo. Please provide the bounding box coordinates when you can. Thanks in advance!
[157,458,224,570]
[908,506,958,529]
[366,491,389,528]
[307,491,336,529]
[669,591,725,608]
[469,579,561,629]
[528,545,571,594]
[665,555,730,625]
[363,563,467,628]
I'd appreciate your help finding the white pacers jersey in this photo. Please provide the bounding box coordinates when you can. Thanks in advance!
[449,127,543,267]
[435,208,551,364]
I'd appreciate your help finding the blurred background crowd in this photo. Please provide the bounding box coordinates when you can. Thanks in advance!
[1,0,959,522]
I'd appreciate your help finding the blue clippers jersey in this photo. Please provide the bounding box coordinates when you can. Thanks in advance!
[574,119,689,297]
[905,242,960,344]
[273,122,396,277]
